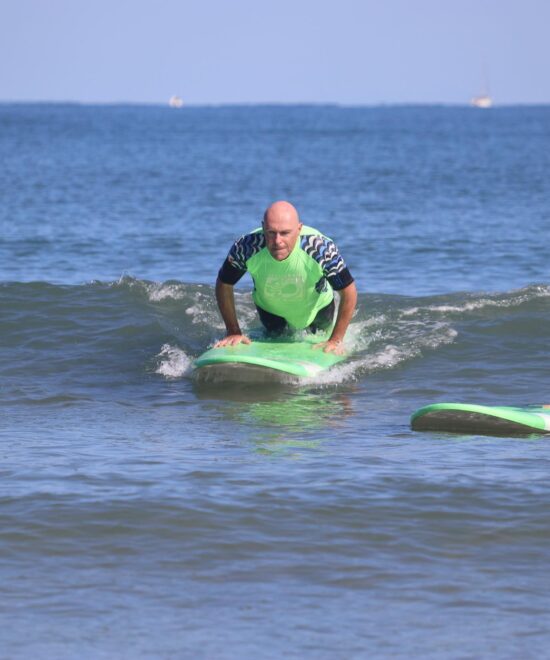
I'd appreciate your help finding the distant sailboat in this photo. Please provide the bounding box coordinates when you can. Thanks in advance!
[470,94,492,108]
[169,95,184,108]
[471,68,492,108]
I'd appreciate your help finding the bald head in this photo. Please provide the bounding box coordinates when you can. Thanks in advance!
[262,200,303,261]
[263,200,300,226]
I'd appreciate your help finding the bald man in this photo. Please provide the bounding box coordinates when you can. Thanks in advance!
[215,201,357,354]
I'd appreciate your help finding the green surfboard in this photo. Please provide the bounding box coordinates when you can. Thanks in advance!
[411,403,550,435]
[194,336,346,382]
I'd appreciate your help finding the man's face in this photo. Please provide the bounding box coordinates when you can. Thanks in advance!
[263,215,302,261]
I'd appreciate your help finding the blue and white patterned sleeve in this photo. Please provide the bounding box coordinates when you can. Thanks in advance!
[301,235,355,290]
[218,232,265,285]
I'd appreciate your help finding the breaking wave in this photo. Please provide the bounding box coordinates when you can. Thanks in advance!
[2,278,548,390]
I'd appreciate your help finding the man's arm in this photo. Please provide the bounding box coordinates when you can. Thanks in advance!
[214,277,251,347]
[316,281,357,354]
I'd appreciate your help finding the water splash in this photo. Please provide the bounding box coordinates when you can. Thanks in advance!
[155,344,193,378]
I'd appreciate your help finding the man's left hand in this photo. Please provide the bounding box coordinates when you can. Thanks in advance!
[313,339,346,355]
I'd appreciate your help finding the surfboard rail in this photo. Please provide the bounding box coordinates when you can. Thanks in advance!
[411,402,550,435]
[194,338,345,379]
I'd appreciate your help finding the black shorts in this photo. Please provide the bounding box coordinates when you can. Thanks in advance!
[256,299,335,336]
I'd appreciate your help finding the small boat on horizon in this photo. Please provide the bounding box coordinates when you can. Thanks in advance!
[470,94,492,108]
[169,95,184,108]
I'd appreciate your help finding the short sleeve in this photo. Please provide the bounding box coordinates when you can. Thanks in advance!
[218,257,246,285]
[301,235,355,291]
[217,232,265,285]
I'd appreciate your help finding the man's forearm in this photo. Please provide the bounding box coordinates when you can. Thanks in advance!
[215,277,242,335]
[329,282,357,343]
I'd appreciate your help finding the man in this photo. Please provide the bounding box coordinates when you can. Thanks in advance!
[215,201,357,354]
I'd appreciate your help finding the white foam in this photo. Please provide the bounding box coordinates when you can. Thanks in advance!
[403,301,500,316]
[146,282,187,302]
[302,317,458,387]
[402,285,550,317]
[301,344,408,386]
[185,303,225,329]
[345,318,383,351]
[155,344,193,378]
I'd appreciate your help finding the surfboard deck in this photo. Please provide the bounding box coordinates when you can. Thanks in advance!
[411,403,550,435]
[194,336,345,381]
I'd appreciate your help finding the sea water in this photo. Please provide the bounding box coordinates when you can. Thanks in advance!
[1,104,550,658]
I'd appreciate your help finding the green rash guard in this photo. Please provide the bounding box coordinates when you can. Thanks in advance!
[218,224,354,330]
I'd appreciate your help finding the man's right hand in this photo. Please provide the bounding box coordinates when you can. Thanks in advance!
[214,334,252,348]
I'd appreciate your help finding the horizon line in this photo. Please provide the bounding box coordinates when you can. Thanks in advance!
[1,99,550,109]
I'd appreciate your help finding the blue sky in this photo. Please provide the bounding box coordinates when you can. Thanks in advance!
[1,0,549,105]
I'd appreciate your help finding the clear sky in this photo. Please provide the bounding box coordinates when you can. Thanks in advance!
[1,0,549,105]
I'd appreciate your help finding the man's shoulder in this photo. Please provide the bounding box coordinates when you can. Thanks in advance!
[229,229,266,264]
[299,226,337,256]
[237,228,266,249]
[298,227,351,283]
[299,224,331,241]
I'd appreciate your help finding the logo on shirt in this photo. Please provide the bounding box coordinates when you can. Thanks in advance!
[263,275,306,302]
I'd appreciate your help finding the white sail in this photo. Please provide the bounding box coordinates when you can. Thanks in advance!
[169,96,184,108]
[470,94,492,108]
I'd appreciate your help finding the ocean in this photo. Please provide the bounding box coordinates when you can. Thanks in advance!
[1,103,550,658]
